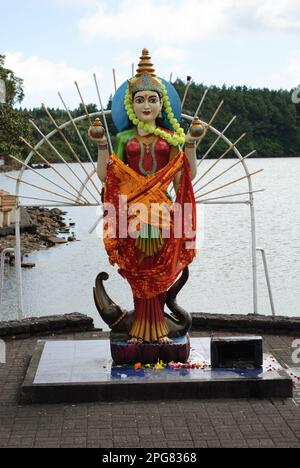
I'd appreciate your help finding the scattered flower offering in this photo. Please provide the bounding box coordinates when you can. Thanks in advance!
[129,359,212,371]
[154,360,165,370]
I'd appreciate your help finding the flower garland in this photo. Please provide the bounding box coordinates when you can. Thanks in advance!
[124,82,186,147]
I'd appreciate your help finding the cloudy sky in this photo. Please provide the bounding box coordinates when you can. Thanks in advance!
[1,0,300,108]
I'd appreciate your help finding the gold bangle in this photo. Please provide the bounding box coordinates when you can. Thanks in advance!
[185,142,196,149]
[98,143,108,150]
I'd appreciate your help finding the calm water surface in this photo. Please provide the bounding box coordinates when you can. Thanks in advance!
[0,157,299,328]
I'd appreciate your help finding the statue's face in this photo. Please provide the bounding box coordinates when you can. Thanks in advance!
[133,91,163,123]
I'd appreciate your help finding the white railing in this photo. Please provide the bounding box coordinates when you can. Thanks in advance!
[10,107,263,318]
[0,248,15,309]
[257,248,276,317]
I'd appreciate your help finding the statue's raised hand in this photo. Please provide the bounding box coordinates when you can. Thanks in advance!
[88,118,107,146]
[186,117,207,145]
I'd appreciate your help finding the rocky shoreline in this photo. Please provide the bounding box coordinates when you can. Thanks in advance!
[0,162,50,173]
[0,161,21,173]
[0,207,77,265]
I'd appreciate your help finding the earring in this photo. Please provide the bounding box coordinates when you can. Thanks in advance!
[159,111,163,118]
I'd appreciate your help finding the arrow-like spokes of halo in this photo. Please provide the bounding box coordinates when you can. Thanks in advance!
[176,90,265,205]
[7,72,264,213]
[42,104,101,202]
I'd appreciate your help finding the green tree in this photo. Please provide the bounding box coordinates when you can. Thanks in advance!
[0,105,31,157]
[0,55,31,161]
[174,79,300,158]
[0,55,24,105]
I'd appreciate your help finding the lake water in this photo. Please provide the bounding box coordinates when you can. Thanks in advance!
[0,157,299,329]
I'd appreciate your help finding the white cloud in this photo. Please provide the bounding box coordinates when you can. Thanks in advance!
[268,52,300,89]
[79,0,234,44]
[154,46,189,63]
[153,46,191,80]
[78,0,300,44]
[255,0,300,30]
[5,0,300,108]
[4,52,106,109]
[48,0,99,8]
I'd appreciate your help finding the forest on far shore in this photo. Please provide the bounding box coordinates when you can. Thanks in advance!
[1,54,300,164]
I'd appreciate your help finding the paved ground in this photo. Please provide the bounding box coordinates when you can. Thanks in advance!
[1,331,300,448]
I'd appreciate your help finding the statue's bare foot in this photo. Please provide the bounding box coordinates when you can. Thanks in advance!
[128,337,138,344]
[159,336,173,344]
[128,337,143,344]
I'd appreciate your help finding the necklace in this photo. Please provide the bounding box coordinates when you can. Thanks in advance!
[135,129,158,175]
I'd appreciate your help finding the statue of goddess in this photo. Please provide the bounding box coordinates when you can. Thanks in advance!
[89,49,205,349]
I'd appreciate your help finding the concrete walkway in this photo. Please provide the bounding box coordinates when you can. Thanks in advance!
[0,331,300,448]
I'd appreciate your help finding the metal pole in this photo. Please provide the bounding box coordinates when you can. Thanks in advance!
[88,213,104,235]
[249,191,258,315]
[6,174,87,206]
[181,77,192,110]
[13,193,100,208]
[196,189,265,203]
[198,116,237,168]
[193,89,209,120]
[112,69,117,93]
[195,169,263,200]
[57,93,99,172]
[0,248,14,307]
[196,150,257,193]
[14,206,24,320]
[257,249,276,317]
[198,201,250,205]
[30,119,94,202]
[179,89,209,153]
[23,111,107,202]
[195,133,247,189]
[195,100,224,150]
[182,112,260,315]
[9,153,90,204]
[93,74,114,155]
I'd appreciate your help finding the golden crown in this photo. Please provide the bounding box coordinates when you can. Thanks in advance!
[128,49,163,95]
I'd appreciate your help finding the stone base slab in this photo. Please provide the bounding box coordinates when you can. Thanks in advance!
[21,338,293,404]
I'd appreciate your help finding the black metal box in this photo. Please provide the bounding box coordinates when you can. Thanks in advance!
[211,336,263,369]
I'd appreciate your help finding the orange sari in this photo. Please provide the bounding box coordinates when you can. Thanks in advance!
[103,151,197,341]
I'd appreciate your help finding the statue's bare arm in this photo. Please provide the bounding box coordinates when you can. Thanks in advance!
[97,143,109,184]
[87,133,109,184]
[173,130,206,192]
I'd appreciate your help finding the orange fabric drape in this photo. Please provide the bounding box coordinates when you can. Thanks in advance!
[103,151,197,300]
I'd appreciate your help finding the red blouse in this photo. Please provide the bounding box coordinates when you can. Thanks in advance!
[126,136,171,176]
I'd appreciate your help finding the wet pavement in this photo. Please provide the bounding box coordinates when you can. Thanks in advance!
[0,330,300,448]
